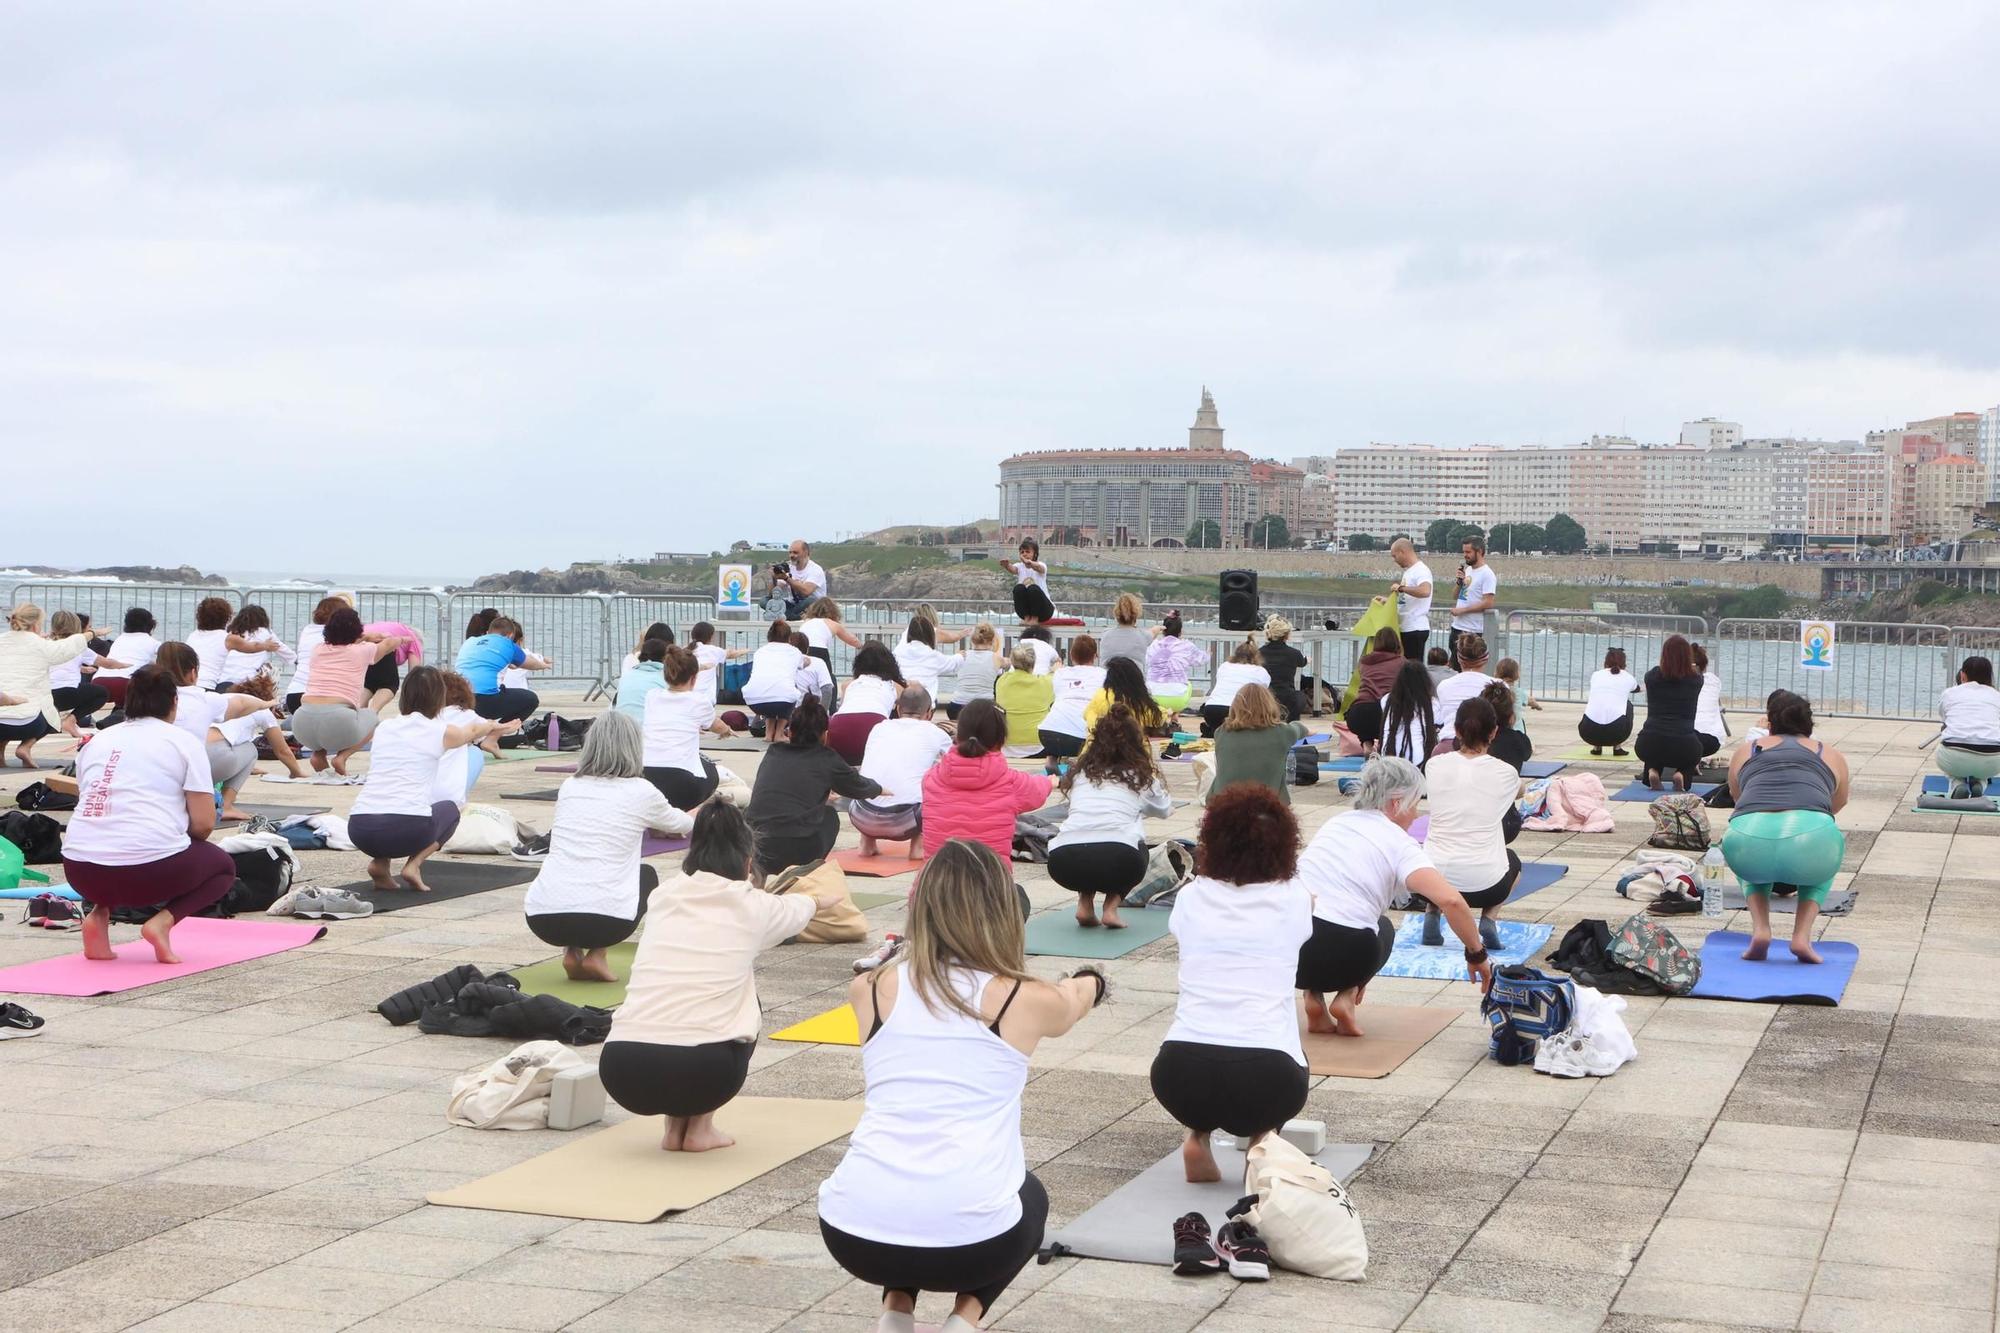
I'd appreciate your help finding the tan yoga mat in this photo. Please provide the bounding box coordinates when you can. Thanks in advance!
[427,1096,863,1222]
[1300,1004,1459,1079]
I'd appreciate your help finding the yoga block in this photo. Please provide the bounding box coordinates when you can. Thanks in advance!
[548,1065,606,1131]
[1222,1119,1326,1155]
[46,774,78,796]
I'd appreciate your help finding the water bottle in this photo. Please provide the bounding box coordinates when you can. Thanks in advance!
[1700,844,1728,918]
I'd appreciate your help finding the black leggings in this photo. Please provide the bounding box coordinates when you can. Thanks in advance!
[1037,728,1085,760]
[1457,847,1523,911]
[1012,583,1055,622]
[599,1037,753,1119]
[644,758,720,811]
[754,805,840,874]
[1150,1040,1308,1138]
[1636,729,1705,786]
[1345,697,1383,744]
[475,688,539,723]
[1578,710,1633,749]
[526,866,657,949]
[1295,915,1395,994]
[821,1175,1048,1318]
[362,654,400,696]
[52,682,108,726]
[1198,704,1230,738]
[1400,629,1429,662]
[1270,683,1304,722]
[1047,842,1148,900]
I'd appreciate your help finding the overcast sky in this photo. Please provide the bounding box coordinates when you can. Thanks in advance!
[8,1,1997,579]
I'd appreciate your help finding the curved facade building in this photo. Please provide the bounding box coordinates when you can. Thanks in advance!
[997,389,1259,548]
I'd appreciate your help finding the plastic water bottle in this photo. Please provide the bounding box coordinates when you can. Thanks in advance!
[1700,844,1728,918]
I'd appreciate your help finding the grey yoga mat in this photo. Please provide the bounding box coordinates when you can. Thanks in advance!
[1723,885,1856,916]
[1044,1138,1374,1266]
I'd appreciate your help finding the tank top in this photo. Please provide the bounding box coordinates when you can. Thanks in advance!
[816,966,1028,1246]
[953,652,1002,703]
[1732,736,1836,817]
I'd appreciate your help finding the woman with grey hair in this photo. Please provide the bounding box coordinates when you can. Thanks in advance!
[523,710,696,983]
[1292,757,1494,1037]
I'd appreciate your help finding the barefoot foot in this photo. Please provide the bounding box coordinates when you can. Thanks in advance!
[1327,993,1365,1037]
[1182,1133,1221,1184]
[367,860,396,892]
[1741,935,1771,962]
[662,1117,686,1152]
[561,949,586,981]
[576,951,617,983]
[1790,938,1823,964]
[81,909,116,961]
[1303,996,1339,1035]
[1074,909,1099,928]
[398,870,431,893]
[140,914,181,965]
[680,1124,736,1152]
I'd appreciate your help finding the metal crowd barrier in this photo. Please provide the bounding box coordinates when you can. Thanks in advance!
[6,582,240,644]
[1501,610,1713,705]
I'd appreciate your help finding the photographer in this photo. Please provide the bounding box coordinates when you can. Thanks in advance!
[766,539,828,621]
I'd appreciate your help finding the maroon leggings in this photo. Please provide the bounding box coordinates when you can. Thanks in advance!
[63,841,237,921]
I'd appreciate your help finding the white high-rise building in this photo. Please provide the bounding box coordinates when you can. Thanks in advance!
[1680,418,1743,450]
[1981,406,2000,503]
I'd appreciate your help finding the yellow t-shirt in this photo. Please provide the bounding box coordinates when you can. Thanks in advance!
[994,669,1054,748]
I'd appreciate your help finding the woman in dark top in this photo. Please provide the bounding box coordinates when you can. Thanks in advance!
[1481,681,1533,774]
[1723,690,1849,965]
[1259,616,1310,722]
[1636,635,1704,791]
[1344,627,1405,751]
[744,695,882,874]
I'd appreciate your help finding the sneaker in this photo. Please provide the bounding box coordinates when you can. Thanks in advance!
[1951,781,1972,800]
[1972,779,1988,799]
[509,833,552,864]
[1535,1029,1625,1078]
[241,814,279,836]
[1646,887,1702,915]
[1420,911,1444,947]
[26,894,81,931]
[1212,1217,1271,1281]
[292,889,374,920]
[1171,1211,1222,1276]
[0,1002,45,1040]
[852,934,903,974]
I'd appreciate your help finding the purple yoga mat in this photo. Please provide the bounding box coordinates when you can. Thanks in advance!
[641,834,690,858]
[0,919,328,997]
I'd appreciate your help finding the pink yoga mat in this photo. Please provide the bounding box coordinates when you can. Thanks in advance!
[0,918,328,997]
[641,834,690,857]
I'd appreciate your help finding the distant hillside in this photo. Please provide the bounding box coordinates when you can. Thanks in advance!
[858,520,999,545]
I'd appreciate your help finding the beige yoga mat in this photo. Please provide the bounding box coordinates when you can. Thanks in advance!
[1300,1004,1459,1079]
[427,1096,863,1222]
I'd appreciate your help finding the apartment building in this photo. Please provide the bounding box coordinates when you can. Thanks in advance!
[1914,455,1988,540]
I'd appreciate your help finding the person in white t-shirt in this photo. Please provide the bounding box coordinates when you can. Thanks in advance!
[436,671,492,804]
[798,599,863,673]
[1938,655,2000,797]
[687,621,750,702]
[996,538,1056,624]
[92,606,164,708]
[768,539,828,621]
[1578,647,1642,755]
[217,605,297,691]
[644,646,736,810]
[46,609,124,733]
[59,666,236,965]
[793,631,836,710]
[348,667,516,892]
[851,685,954,859]
[283,594,348,712]
[524,710,694,983]
[1431,634,1495,745]
[742,620,809,742]
[1198,639,1271,738]
[156,641,304,820]
[1419,696,1522,952]
[1046,706,1171,930]
[829,641,905,765]
[1017,625,1059,676]
[1691,642,1727,759]
[1293,757,1495,1038]
[892,617,960,703]
[1036,635,1106,769]
[1448,537,1498,669]
[1382,537,1436,660]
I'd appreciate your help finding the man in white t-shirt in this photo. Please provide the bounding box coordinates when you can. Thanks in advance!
[1449,536,1498,668]
[768,539,828,621]
[1385,537,1435,661]
[1433,634,1495,743]
[850,685,952,858]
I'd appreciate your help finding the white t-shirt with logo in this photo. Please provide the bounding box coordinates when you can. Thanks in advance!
[1164,876,1314,1066]
[64,718,214,866]
[1423,751,1519,893]
[1396,560,1435,633]
[859,717,953,806]
[352,714,449,818]
[1451,563,1497,633]
[644,687,713,775]
[1011,561,1050,596]
[1298,808,1435,930]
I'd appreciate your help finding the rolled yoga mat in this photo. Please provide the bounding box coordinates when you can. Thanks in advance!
[1378,918,1552,982]
[1044,1138,1374,1266]
[427,1097,865,1223]
[0,919,327,997]
[1688,931,1858,1006]
[1300,1004,1460,1079]
[1917,776,2000,813]
[1611,779,1720,802]
[698,736,767,753]
[509,789,563,802]
[1024,906,1173,959]
[325,860,539,913]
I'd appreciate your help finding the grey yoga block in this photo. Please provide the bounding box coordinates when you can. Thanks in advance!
[1223,1119,1326,1154]
[548,1065,606,1131]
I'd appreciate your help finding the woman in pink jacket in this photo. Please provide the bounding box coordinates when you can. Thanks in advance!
[921,700,1052,916]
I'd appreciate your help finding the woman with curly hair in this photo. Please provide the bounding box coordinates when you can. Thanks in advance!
[1046,705,1172,929]
[1153,782,1313,1184]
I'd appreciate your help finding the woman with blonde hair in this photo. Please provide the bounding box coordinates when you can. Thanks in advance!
[1208,683,1310,805]
[1098,593,1154,667]
[0,604,92,766]
[1258,615,1309,722]
[820,838,1104,1332]
[947,622,1006,720]
[47,609,125,732]
[993,643,1053,758]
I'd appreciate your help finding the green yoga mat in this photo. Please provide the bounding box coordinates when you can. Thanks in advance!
[1024,907,1172,958]
[509,943,637,1007]
[851,891,903,910]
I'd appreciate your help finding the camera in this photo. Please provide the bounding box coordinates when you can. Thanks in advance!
[772,563,788,580]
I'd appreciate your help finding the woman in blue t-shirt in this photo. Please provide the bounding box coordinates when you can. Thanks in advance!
[453,615,549,722]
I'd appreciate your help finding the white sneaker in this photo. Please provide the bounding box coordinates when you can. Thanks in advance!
[852,934,903,974]
[1535,1030,1625,1078]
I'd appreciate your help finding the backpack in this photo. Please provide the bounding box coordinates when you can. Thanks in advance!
[1480,966,1576,1066]
[1647,794,1711,851]
[0,811,64,864]
[1291,748,1321,787]
[14,782,75,812]
[212,844,297,916]
[1547,918,1667,996]
[1128,839,1195,906]
[1609,910,1701,995]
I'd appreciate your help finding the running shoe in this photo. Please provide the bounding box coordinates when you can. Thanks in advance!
[291,889,375,920]
[851,934,903,974]
[25,894,81,931]
[509,832,552,864]
[1171,1211,1222,1276]
[1212,1217,1271,1281]
[0,1002,46,1039]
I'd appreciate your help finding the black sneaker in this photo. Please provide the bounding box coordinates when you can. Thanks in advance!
[1647,887,1702,915]
[0,1002,46,1039]
[1212,1217,1271,1281]
[1171,1212,1221,1276]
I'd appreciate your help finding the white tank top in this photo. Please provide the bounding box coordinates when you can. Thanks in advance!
[817,966,1029,1246]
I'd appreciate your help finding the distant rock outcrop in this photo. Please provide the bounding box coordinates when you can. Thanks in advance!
[9,564,228,586]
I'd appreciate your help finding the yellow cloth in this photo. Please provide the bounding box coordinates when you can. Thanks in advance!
[1341,600,1403,715]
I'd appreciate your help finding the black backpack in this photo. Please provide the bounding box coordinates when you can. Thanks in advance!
[1291,746,1321,787]
[0,811,63,863]
[206,845,296,916]
[15,782,75,812]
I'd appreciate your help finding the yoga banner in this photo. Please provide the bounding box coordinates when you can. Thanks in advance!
[1799,619,1835,671]
[715,563,753,613]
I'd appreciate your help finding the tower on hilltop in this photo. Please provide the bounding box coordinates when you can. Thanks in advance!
[1189,387,1225,450]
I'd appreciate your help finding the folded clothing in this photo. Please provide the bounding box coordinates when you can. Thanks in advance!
[377,963,492,1026]
[419,981,612,1047]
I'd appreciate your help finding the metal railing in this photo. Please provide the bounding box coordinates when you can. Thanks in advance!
[6,578,1986,722]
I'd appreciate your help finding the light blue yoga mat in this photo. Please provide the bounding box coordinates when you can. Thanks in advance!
[1611,779,1719,802]
[1,885,79,901]
[1689,931,1857,1006]
[1379,917,1552,981]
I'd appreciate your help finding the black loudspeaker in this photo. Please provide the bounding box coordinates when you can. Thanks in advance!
[1218,568,1260,630]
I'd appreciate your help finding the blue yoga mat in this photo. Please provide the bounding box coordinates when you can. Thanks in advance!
[1507,862,1568,903]
[1379,917,1552,981]
[1522,760,1567,779]
[0,885,79,900]
[1689,931,1857,1006]
[1611,779,1719,802]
